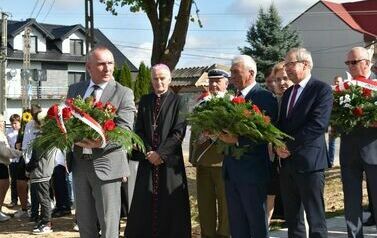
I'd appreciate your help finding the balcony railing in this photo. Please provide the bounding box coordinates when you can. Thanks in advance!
[6,86,68,99]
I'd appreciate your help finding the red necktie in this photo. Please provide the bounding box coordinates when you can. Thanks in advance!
[287,84,300,116]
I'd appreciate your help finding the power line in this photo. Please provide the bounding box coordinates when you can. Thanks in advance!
[35,0,47,20]
[29,0,40,18]
[42,0,56,22]
[114,43,233,61]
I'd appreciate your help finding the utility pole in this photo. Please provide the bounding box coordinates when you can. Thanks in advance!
[85,0,95,54]
[22,26,31,109]
[0,12,8,115]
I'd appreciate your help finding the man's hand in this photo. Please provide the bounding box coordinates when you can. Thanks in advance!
[146,151,164,166]
[75,138,103,149]
[275,146,291,159]
[218,131,238,144]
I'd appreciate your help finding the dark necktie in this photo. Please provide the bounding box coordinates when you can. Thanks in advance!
[235,90,243,97]
[287,84,300,116]
[91,85,101,102]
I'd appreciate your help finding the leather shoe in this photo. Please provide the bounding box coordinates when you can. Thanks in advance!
[363,216,376,226]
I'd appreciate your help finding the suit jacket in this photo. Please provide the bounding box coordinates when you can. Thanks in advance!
[278,77,333,172]
[66,79,136,180]
[223,83,278,184]
[340,72,377,165]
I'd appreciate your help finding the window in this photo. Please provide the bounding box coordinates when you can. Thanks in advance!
[70,39,83,55]
[23,35,38,54]
[68,72,85,85]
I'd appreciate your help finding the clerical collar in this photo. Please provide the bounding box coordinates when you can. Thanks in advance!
[154,90,169,98]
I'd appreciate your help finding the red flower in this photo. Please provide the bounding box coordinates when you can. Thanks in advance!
[352,107,363,117]
[94,101,103,109]
[66,98,73,104]
[362,88,372,98]
[47,104,59,119]
[343,82,350,90]
[263,115,271,124]
[232,96,246,104]
[103,120,116,131]
[62,107,72,120]
[105,102,116,113]
[252,104,261,114]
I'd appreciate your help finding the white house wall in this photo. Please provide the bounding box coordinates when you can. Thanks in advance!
[13,27,47,52]
[290,2,365,84]
[62,32,86,54]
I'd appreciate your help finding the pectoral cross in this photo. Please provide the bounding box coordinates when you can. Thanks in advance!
[152,123,158,131]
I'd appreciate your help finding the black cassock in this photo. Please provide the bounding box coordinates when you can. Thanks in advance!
[125,90,191,238]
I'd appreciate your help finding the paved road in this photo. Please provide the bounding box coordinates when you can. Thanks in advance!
[270,216,377,237]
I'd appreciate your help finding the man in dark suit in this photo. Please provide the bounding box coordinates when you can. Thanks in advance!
[276,47,332,238]
[67,46,135,238]
[219,55,278,238]
[340,46,377,237]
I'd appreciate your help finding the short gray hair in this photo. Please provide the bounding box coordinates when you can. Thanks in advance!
[287,48,313,69]
[232,55,257,76]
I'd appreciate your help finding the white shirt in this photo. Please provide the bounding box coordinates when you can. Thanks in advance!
[22,120,40,163]
[239,81,257,97]
[286,74,311,116]
[82,80,109,154]
[6,128,19,163]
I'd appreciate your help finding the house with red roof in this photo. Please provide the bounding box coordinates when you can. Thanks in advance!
[289,0,377,84]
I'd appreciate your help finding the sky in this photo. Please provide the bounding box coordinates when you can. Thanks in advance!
[0,0,353,69]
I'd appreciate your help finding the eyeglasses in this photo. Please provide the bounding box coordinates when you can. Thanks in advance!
[284,61,303,68]
[344,59,368,66]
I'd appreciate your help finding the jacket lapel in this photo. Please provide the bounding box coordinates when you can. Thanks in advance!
[100,79,117,103]
[244,83,259,101]
[290,77,314,116]
[78,80,90,98]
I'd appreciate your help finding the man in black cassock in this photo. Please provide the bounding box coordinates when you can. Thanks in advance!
[125,64,191,238]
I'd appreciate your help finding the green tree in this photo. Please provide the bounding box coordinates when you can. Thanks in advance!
[239,4,301,82]
[118,64,133,88]
[113,66,121,82]
[100,0,202,70]
[133,62,151,101]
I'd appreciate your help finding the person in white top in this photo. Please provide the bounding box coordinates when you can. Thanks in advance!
[6,114,21,208]
[0,114,10,222]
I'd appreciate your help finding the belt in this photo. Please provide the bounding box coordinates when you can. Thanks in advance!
[81,154,92,160]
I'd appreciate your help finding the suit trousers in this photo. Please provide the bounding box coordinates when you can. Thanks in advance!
[280,160,328,238]
[197,166,229,238]
[341,163,377,238]
[9,162,18,204]
[224,179,267,238]
[72,158,122,238]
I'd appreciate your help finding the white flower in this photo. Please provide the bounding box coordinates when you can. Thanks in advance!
[374,101,377,106]
[343,103,352,108]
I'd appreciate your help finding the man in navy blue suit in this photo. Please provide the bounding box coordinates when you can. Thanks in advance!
[219,55,278,238]
[276,48,332,238]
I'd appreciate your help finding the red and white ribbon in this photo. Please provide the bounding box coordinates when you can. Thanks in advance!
[352,77,377,91]
[57,100,107,147]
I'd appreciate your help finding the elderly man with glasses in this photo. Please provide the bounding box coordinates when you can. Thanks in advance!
[276,47,332,238]
[340,46,377,237]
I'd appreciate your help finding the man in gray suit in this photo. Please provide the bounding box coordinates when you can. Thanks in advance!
[67,46,135,238]
[340,46,377,237]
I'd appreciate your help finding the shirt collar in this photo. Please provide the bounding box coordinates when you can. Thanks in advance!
[297,73,311,89]
[240,81,256,97]
[88,80,109,90]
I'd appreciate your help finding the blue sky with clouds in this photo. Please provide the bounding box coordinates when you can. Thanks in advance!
[0,0,349,68]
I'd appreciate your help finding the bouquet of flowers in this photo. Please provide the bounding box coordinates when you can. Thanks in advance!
[331,76,377,134]
[187,93,292,158]
[33,96,145,155]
